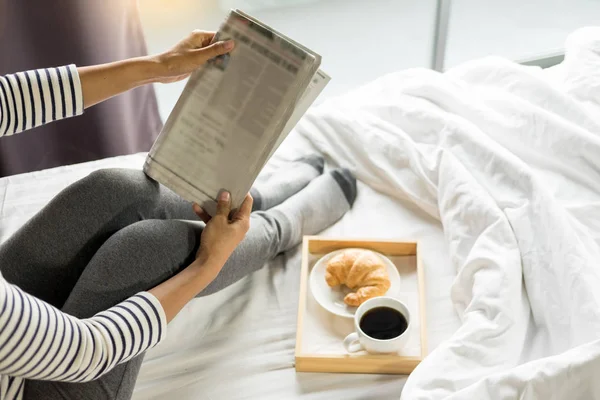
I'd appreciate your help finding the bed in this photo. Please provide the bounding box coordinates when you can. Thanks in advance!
[2,27,600,400]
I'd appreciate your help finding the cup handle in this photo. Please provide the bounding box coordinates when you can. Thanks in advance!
[343,332,362,353]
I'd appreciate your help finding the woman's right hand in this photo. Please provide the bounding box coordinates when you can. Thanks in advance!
[193,192,253,269]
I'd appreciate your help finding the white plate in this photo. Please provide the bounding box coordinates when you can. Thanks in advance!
[309,248,401,319]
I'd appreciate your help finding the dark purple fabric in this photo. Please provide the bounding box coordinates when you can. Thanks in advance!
[0,0,163,177]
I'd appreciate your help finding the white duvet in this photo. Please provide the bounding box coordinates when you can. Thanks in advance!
[294,28,600,399]
[2,27,600,400]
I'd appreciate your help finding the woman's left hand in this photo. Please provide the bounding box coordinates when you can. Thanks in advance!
[79,30,234,109]
[150,30,235,84]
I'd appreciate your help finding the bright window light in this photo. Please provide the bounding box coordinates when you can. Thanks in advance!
[218,0,324,12]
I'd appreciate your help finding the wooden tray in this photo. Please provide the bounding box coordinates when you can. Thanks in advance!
[294,236,427,374]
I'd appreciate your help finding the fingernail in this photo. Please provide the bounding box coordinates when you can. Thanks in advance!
[219,191,230,202]
[224,40,235,50]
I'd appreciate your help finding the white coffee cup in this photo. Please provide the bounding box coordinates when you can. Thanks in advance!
[343,296,410,354]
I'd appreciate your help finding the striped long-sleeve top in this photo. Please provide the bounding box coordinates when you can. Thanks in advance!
[0,66,167,399]
[0,65,83,136]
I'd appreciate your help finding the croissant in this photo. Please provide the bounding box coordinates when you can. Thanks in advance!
[325,249,391,306]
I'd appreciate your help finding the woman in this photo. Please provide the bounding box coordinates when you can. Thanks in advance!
[0,31,356,399]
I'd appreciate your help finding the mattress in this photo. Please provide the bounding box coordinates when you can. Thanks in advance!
[2,27,600,400]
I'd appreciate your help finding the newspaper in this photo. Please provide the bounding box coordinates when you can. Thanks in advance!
[144,9,329,216]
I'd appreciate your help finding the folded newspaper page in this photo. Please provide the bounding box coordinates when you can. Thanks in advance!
[144,9,329,216]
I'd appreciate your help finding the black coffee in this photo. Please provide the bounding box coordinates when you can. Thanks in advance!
[359,306,407,340]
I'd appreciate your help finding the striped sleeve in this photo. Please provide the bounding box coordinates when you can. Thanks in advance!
[0,278,166,383]
[0,65,83,137]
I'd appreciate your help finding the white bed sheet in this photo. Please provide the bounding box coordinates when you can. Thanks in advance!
[3,26,600,400]
[290,28,600,400]
[0,151,455,400]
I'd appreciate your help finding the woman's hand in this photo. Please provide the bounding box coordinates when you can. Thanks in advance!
[151,30,235,84]
[78,30,234,108]
[148,192,252,323]
[194,192,253,268]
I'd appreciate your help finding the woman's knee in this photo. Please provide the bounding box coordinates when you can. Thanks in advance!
[55,168,162,215]
[81,168,157,198]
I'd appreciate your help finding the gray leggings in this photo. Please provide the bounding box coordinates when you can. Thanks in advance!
[0,169,293,399]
